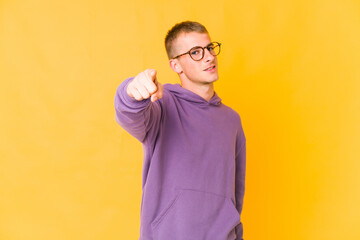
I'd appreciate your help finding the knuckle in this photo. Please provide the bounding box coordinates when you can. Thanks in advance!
[149,87,157,95]
[139,75,149,84]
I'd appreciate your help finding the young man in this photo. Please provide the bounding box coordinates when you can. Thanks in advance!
[114,21,246,240]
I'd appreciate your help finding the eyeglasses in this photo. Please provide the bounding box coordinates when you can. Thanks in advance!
[172,42,221,61]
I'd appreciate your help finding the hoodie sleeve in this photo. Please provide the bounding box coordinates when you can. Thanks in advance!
[114,77,162,143]
[235,118,246,240]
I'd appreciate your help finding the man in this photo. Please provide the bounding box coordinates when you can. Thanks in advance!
[114,21,246,240]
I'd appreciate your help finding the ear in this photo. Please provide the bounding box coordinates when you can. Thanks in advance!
[169,58,183,74]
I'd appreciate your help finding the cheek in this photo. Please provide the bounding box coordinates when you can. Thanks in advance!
[181,62,204,78]
[214,57,218,65]
[183,63,196,75]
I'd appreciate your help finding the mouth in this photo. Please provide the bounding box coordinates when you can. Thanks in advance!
[204,65,216,71]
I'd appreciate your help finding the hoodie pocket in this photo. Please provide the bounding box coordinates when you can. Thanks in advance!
[151,188,240,240]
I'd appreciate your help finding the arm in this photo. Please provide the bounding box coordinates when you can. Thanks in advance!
[114,69,163,143]
[235,120,246,240]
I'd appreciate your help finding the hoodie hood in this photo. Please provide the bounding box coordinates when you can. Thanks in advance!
[164,83,222,106]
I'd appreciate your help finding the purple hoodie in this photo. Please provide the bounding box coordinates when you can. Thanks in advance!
[114,77,246,240]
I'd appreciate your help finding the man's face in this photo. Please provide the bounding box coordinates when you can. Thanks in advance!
[171,32,219,85]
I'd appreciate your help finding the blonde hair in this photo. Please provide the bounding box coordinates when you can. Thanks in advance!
[165,21,208,59]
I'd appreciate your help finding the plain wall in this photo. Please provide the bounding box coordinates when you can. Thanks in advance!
[1,0,359,239]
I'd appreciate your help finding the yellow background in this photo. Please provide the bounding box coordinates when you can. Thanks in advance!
[1,0,359,239]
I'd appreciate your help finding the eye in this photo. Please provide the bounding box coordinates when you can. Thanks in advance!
[191,49,201,55]
[207,44,215,51]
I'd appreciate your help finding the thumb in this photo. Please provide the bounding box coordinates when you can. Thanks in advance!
[151,81,163,102]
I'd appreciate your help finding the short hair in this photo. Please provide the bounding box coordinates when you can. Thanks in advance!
[165,21,208,59]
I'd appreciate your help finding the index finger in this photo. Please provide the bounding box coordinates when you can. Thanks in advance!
[141,71,157,94]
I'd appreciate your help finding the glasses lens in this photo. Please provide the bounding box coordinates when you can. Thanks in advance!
[208,43,220,56]
[189,47,204,61]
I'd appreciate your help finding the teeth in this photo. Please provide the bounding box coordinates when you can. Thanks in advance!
[206,66,214,71]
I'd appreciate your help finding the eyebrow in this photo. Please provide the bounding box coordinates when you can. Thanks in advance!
[191,43,213,49]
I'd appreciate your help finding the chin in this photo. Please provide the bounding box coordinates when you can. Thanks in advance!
[201,78,218,85]
[183,73,219,85]
[209,75,219,83]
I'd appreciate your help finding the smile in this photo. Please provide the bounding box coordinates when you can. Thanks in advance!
[204,65,215,71]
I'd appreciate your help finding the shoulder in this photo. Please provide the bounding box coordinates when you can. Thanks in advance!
[219,102,242,123]
[159,83,183,102]
[220,102,245,136]
[162,83,179,93]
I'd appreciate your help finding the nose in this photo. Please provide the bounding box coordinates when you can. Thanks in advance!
[203,48,215,62]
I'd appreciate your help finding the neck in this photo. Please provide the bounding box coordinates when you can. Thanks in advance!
[180,81,215,102]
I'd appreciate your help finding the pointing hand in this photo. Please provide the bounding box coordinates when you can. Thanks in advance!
[126,69,163,102]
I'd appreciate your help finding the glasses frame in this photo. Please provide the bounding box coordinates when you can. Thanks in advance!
[172,42,222,61]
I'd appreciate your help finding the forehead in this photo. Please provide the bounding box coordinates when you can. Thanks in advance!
[173,32,212,52]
